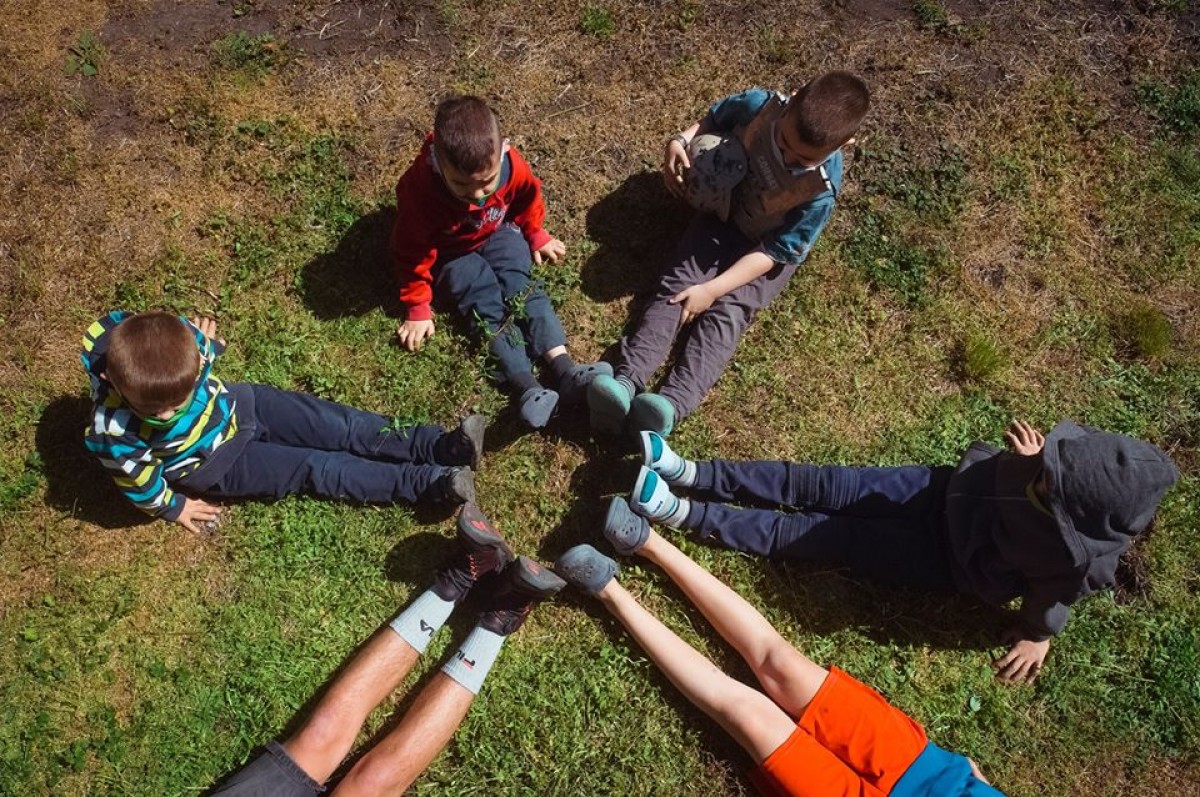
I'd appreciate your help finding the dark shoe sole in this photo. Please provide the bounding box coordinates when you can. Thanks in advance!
[511,555,566,598]
[459,414,487,469]
[457,503,515,566]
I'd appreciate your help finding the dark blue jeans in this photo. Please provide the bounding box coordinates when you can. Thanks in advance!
[687,459,955,590]
[192,385,448,505]
[434,224,567,383]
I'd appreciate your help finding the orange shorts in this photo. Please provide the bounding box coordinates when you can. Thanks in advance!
[751,667,928,797]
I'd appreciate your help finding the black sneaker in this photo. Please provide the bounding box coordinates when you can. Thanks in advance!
[477,556,566,636]
[434,414,487,468]
[430,467,476,505]
[431,504,515,603]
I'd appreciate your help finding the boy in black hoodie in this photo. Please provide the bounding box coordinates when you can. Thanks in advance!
[613,420,1179,683]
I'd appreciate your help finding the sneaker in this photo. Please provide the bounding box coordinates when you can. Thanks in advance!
[432,467,476,505]
[629,392,675,437]
[559,361,614,404]
[519,387,559,429]
[431,503,515,603]
[630,466,681,522]
[435,414,487,468]
[477,556,566,636]
[588,374,632,435]
[603,496,650,556]
[555,545,619,596]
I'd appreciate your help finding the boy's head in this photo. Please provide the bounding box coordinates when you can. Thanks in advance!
[779,71,870,167]
[105,311,200,420]
[433,95,503,204]
[1041,421,1179,551]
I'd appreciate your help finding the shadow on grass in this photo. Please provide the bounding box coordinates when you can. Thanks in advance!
[299,205,402,321]
[580,170,691,303]
[36,394,152,530]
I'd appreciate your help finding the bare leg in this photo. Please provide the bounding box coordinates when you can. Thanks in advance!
[282,629,420,784]
[542,344,568,362]
[595,578,797,762]
[331,673,475,796]
[638,529,828,719]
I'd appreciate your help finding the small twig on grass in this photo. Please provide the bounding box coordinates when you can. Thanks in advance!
[546,102,592,120]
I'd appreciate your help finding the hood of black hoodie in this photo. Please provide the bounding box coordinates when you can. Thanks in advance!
[1042,420,1180,568]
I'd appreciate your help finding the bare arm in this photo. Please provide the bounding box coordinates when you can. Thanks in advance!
[669,249,777,323]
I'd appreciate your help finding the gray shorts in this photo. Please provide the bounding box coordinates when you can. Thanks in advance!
[210,741,324,797]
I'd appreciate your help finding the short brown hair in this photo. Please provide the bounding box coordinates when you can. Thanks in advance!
[789,71,871,149]
[106,311,200,411]
[433,95,501,174]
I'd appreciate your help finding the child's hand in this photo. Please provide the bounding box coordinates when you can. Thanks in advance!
[1005,419,1045,456]
[176,496,223,533]
[190,316,225,345]
[662,137,691,197]
[967,759,991,785]
[397,319,436,351]
[669,282,717,323]
[533,238,566,265]
[993,635,1050,684]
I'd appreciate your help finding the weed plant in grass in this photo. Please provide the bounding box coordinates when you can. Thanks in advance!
[1113,306,1173,361]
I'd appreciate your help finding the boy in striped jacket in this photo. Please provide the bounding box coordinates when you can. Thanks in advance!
[82,311,483,531]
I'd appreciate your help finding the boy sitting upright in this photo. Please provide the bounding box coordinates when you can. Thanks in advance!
[589,72,870,437]
[83,311,482,532]
[390,95,609,429]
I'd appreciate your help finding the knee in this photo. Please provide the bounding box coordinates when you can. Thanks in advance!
[339,748,406,795]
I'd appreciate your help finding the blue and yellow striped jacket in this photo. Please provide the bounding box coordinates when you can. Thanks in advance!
[81,312,240,521]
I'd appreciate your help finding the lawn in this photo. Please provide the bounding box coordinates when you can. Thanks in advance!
[1,1,1198,795]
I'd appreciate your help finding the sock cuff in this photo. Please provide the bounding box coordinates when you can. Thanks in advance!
[440,626,506,695]
[388,590,455,654]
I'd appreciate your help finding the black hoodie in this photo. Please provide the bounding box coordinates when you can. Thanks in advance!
[943,421,1179,639]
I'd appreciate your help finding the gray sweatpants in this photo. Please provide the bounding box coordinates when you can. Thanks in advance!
[616,214,799,419]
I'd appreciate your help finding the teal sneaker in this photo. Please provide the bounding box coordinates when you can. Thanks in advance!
[587,374,632,435]
[629,392,675,437]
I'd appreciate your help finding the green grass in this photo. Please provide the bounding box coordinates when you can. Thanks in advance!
[3,2,1200,795]
[579,6,615,39]
[211,32,282,80]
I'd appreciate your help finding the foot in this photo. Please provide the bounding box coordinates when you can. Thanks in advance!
[629,392,675,437]
[559,361,614,404]
[431,503,516,603]
[603,496,649,556]
[588,374,632,435]
[432,467,476,505]
[630,466,687,526]
[477,555,566,636]
[639,430,695,485]
[519,387,559,429]
[435,414,487,468]
[554,544,619,596]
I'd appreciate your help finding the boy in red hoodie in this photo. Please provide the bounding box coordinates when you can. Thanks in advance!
[390,95,609,428]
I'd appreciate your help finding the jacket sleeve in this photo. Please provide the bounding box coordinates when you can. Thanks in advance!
[707,88,771,132]
[760,197,835,265]
[84,429,186,521]
[1017,584,1072,640]
[390,173,440,322]
[505,154,553,253]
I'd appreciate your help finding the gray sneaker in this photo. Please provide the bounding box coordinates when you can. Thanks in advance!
[603,497,649,556]
[554,545,619,596]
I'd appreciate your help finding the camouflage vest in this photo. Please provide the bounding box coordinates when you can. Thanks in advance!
[731,95,836,241]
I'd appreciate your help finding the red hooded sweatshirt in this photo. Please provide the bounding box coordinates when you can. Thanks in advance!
[389,135,554,321]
